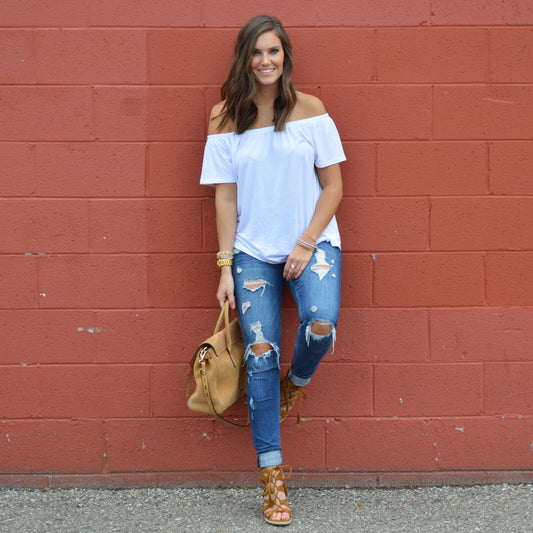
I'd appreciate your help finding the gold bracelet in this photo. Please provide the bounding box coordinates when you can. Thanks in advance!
[217,258,233,269]
[217,250,234,260]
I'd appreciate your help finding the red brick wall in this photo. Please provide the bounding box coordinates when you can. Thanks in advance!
[1,1,532,488]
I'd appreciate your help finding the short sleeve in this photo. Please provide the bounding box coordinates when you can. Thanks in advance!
[199,133,236,186]
[310,114,346,168]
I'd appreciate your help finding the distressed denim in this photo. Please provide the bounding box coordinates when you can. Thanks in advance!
[232,242,341,468]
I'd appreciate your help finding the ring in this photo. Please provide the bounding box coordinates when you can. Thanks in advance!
[290,264,296,269]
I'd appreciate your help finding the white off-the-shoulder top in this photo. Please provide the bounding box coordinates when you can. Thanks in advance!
[200,113,346,264]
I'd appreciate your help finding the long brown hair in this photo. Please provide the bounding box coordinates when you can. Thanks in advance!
[218,15,297,134]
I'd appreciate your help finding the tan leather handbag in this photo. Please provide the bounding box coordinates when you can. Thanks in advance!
[185,301,249,428]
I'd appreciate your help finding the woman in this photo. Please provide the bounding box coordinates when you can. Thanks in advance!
[200,14,345,526]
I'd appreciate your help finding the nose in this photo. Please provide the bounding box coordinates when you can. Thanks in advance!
[259,52,270,65]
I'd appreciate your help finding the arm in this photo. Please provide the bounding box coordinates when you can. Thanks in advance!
[207,101,238,307]
[215,182,238,308]
[283,163,343,280]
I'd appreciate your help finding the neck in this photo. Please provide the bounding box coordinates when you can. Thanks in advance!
[254,84,279,107]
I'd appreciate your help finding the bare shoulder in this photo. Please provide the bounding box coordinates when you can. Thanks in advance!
[292,92,327,121]
[208,101,234,135]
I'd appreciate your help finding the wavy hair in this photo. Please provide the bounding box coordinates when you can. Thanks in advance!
[218,15,297,134]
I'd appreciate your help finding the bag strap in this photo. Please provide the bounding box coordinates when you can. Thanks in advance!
[199,358,250,428]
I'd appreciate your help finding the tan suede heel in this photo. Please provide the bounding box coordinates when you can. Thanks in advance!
[280,375,306,423]
[259,465,292,526]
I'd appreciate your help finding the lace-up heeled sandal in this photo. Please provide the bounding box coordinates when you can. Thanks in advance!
[259,465,292,526]
[280,375,306,423]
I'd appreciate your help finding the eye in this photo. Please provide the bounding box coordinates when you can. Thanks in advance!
[270,48,280,54]
[252,50,261,56]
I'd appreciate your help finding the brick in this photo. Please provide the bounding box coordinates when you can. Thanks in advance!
[35,143,145,197]
[147,29,234,85]
[39,365,150,419]
[38,255,148,308]
[338,197,428,252]
[94,87,204,142]
[94,309,217,364]
[147,254,218,308]
[491,29,533,83]
[374,363,482,416]
[430,0,533,25]
[326,418,442,472]
[0,87,92,142]
[432,198,533,251]
[328,416,533,472]
[291,29,374,85]
[302,363,372,417]
[0,200,89,254]
[89,199,202,253]
[88,0,201,27]
[487,253,533,305]
[0,367,41,418]
[317,0,432,26]
[433,86,533,140]
[279,421,327,471]
[0,310,96,365]
[0,256,37,309]
[0,420,104,474]
[0,30,35,83]
[485,363,533,414]
[322,86,432,141]
[489,141,533,195]
[1,0,89,26]
[203,0,316,27]
[340,142,375,197]
[335,309,428,363]
[435,417,533,470]
[36,29,146,84]
[105,419,215,472]
[213,423,258,471]
[377,142,487,196]
[375,253,485,307]
[147,142,206,197]
[431,308,533,362]
[0,144,34,196]
[89,200,147,252]
[151,364,196,417]
[336,254,373,307]
[377,28,488,83]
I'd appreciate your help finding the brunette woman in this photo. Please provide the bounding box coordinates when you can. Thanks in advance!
[200,14,345,526]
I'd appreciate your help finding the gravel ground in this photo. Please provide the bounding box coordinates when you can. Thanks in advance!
[0,484,531,533]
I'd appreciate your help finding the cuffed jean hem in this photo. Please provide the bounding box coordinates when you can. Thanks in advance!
[258,450,283,468]
[288,368,312,387]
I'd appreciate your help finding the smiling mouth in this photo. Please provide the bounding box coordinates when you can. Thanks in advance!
[258,68,275,74]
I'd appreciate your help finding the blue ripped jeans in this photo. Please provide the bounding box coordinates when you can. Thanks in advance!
[233,242,341,468]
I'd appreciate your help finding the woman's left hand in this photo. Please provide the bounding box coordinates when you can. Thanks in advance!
[283,245,314,281]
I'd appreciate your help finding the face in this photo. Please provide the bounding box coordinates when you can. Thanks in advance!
[250,31,284,87]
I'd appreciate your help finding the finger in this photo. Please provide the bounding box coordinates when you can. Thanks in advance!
[228,293,236,310]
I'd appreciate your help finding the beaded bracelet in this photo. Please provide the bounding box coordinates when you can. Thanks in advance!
[296,239,317,251]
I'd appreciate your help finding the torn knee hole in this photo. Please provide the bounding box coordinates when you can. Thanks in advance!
[251,342,273,356]
[310,320,332,336]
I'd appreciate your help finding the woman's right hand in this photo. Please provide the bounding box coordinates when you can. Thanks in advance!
[216,267,236,309]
